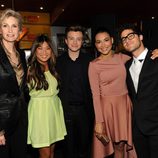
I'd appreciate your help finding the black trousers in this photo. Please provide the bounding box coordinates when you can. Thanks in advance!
[133,125,158,158]
[0,115,28,158]
[62,105,93,158]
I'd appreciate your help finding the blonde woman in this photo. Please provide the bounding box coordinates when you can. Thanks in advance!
[0,9,28,158]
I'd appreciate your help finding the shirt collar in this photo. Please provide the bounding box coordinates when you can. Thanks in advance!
[133,48,148,61]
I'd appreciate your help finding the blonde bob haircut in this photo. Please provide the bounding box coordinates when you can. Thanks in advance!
[0,8,23,31]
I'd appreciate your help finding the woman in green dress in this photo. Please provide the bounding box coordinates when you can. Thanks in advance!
[27,34,67,158]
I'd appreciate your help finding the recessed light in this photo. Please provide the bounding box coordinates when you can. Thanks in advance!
[1,4,5,7]
[40,6,44,10]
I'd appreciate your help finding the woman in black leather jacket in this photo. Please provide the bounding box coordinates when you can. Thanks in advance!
[0,9,28,158]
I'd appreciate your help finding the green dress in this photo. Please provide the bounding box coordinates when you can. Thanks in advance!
[27,71,67,148]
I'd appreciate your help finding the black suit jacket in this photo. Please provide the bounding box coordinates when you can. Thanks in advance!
[126,50,158,135]
[0,43,28,134]
[56,51,94,120]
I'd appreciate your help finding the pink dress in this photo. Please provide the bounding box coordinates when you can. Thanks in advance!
[88,53,137,158]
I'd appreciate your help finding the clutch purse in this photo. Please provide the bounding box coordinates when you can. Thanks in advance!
[95,133,110,146]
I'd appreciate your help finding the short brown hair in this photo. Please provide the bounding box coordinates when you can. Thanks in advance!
[65,25,85,38]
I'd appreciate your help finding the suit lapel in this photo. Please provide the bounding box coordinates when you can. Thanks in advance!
[0,44,21,90]
[126,58,137,96]
[137,50,152,93]
[0,44,16,76]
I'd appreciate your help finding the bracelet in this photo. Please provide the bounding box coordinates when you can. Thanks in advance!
[0,130,5,136]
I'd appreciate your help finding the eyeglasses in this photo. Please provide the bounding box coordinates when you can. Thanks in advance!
[121,32,137,43]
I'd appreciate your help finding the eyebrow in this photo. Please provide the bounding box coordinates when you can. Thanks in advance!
[121,32,136,39]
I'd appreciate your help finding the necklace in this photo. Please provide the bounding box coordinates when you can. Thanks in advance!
[1,40,24,85]
[1,41,21,68]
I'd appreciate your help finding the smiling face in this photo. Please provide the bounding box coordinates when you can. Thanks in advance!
[36,41,52,66]
[95,32,113,57]
[0,16,21,43]
[65,31,83,53]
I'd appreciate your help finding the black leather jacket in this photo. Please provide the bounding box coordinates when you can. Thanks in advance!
[0,43,28,134]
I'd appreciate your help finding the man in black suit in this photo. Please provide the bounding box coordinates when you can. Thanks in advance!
[56,25,94,158]
[118,23,158,158]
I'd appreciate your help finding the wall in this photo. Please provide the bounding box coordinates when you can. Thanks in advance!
[19,11,51,49]
[142,18,158,49]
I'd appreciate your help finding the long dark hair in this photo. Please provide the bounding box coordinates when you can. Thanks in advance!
[27,34,59,90]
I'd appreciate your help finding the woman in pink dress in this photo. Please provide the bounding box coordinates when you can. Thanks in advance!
[88,27,137,158]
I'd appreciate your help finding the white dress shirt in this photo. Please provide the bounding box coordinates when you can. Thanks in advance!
[130,48,148,92]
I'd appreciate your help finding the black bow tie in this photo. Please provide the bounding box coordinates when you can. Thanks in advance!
[139,59,144,62]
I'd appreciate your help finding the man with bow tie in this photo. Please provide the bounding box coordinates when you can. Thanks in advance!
[119,23,158,158]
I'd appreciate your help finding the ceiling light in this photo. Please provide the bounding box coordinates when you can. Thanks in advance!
[1,4,5,7]
[40,6,43,10]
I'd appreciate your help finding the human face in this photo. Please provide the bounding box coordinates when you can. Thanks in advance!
[65,31,83,53]
[0,16,20,43]
[95,32,113,56]
[36,41,52,65]
[121,29,143,53]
